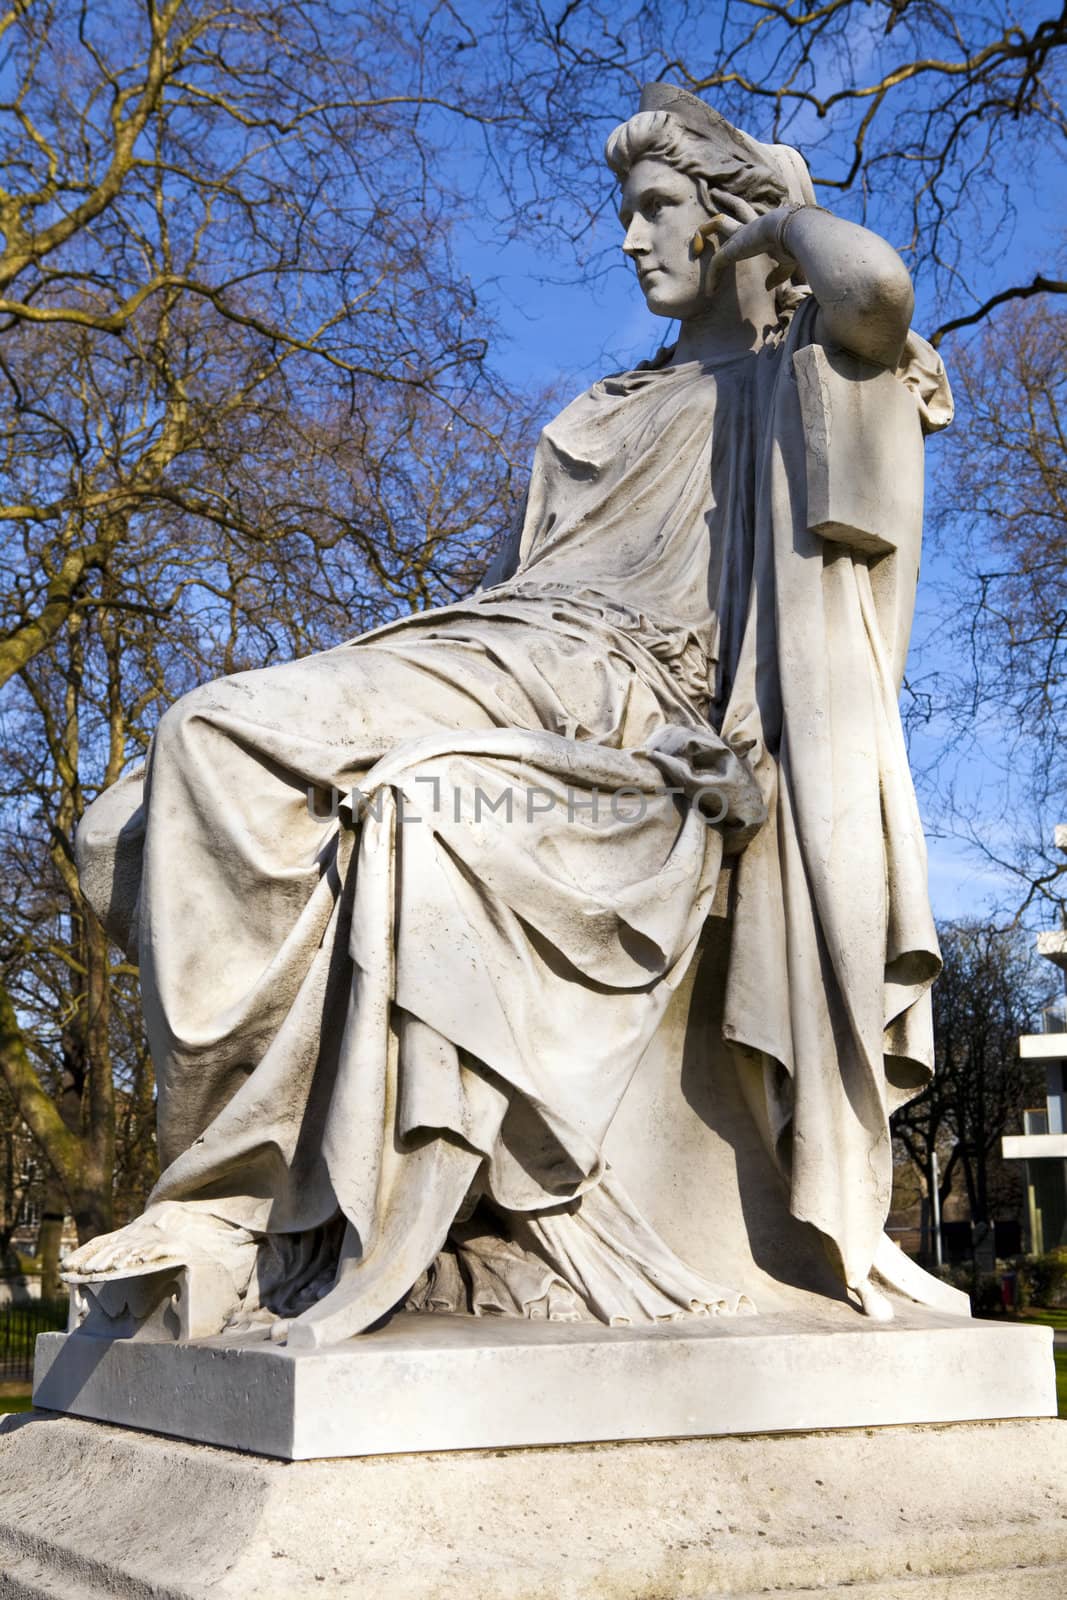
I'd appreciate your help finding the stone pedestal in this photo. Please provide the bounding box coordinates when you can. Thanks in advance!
[31,1307,1054,1460]
[2,1411,1067,1598]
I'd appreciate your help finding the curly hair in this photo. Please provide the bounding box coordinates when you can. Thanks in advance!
[605,110,788,215]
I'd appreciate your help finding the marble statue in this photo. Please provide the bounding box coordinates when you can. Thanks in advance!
[62,83,953,1349]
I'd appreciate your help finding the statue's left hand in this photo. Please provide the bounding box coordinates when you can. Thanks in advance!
[696,191,799,293]
[701,189,914,370]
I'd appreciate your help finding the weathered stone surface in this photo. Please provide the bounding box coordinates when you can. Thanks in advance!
[61,83,955,1345]
[32,1309,1054,1461]
[2,1412,1067,1598]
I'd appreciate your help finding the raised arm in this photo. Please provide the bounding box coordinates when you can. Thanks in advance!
[704,195,914,371]
[779,207,913,369]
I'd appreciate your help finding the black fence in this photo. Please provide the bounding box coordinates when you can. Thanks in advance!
[0,1298,69,1384]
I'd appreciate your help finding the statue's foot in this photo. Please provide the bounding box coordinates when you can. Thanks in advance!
[851,1276,895,1322]
[62,1201,257,1283]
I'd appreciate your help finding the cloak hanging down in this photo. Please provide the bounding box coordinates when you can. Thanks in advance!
[485,298,953,1293]
[714,299,952,1288]
[75,289,951,1325]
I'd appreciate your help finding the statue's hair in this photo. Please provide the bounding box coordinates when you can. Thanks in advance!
[605,110,787,214]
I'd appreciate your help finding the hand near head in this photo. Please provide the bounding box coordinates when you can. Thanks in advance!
[693,190,799,294]
[696,186,915,368]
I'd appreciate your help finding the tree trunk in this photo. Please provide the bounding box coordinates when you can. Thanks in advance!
[80,909,115,1242]
[37,1176,67,1298]
[70,1182,116,1247]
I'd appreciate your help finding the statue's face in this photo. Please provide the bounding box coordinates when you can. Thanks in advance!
[619,158,712,319]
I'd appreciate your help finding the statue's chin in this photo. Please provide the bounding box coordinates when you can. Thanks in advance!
[640,282,707,322]
[641,288,682,319]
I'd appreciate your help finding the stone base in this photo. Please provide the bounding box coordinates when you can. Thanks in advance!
[32,1306,1055,1460]
[2,1411,1067,1597]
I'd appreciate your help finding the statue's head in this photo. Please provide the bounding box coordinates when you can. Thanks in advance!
[605,85,811,321]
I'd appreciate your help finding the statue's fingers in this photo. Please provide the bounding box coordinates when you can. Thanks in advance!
[765,259,796,290]
[74,1251,108,1276]
[695,213,730,248]
[708,232,745,274]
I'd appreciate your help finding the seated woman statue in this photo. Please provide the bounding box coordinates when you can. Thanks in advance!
[64,84,952,1347]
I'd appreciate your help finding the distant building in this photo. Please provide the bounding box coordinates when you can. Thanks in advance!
[1002,825,1067,1254]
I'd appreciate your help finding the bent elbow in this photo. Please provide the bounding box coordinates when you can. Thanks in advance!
[865,256,914,348]
[829,255,914,369]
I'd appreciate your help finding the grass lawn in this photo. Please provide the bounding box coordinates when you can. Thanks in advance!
[1056,1349,1067,1418]
[1021,1307,1067,1333]
[0,1378,33,1415]
[0,1298,68,1414]
[1015,1309,1067,1417]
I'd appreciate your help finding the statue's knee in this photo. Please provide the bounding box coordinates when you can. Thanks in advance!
[77,771,146,872]
[76,770,146,955]
[153,679,231,762]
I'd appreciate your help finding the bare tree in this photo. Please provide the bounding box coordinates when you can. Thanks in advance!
[496,0,1067,341]
[0,0,536,684]
[0,1073,42,1270]
[7,0,1061,1249]
[0,0,541,1244]
[892,920,1048,1240]
[917,297,1067,921]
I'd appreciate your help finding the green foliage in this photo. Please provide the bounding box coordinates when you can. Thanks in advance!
[938,1262,1028,1318]
[1056,1349,1067,1420]
[1022,1250,1067,1310]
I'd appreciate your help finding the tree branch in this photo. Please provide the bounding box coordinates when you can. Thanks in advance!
[0,978,83,1193]
[931,275,1067,346]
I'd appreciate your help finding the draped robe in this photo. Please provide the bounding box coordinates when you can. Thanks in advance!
[78,293,952,1324]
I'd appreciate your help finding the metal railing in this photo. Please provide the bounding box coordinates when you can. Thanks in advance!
[0,1298,68,1384]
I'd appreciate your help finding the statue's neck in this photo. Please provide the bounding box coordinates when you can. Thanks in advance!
[672,257,778,366]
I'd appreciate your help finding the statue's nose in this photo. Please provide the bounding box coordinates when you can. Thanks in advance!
[622,219,649,258]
